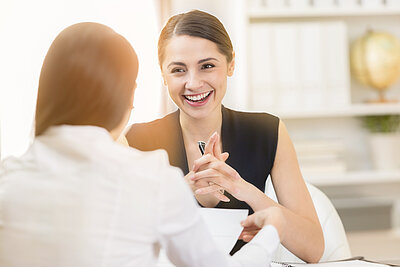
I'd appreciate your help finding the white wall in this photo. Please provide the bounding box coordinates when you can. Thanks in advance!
[0,0,161,159]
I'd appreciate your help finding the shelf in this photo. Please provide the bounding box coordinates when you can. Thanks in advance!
[305,169,400,186]
[251,103,400,119]
[248,6,400,19]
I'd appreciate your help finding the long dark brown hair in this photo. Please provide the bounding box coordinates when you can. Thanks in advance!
[35,22,138,136]
[158,10,233,67]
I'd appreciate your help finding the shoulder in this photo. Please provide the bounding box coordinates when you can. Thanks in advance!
[125,110,179,151]
[127,111,178,137]
[112,143,183,179]
[224,107,280,133]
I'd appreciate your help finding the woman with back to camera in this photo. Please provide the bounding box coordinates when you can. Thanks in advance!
[126,9,324,263]
[0,21,283,267]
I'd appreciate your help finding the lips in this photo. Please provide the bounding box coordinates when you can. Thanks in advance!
[184,91,212,102]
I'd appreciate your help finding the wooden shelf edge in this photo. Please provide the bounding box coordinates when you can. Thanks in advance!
[248,103,400,119]
[248,7,400,19]
[305,169,400,186]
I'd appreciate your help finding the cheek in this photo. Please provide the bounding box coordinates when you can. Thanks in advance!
[209,70,228,90]
[166,77,183,98]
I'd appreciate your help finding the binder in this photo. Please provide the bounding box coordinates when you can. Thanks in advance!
[271,256,397,267]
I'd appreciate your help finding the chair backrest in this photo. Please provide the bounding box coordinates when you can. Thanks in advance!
[264,178,351,263]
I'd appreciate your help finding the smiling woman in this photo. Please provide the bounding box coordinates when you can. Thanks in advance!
[126,9,325,263]
[0,0,159,159]
[161,35,233,120]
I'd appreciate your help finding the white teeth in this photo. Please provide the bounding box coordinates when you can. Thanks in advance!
[185,91,211,102]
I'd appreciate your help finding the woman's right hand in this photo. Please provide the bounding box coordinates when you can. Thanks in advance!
[183,133,230,205]
[191,132,257,203]
[184,171,230,206]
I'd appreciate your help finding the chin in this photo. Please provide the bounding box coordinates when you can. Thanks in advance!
[181,106,212,120]
[185,104,222,121]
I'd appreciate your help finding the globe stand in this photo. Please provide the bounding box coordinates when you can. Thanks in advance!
[366,88,399,104]
[350,30,400,104]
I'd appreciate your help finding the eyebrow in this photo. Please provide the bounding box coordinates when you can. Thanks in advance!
[167,57,219,69]
[198,57,219,64]
[167,62,186,68]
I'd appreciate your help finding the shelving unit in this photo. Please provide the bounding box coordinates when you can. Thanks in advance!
[248,7,400,19]
[241,1,400,230]
[306,169,400,187]
[252,103,400,119]
[242,1,400,182]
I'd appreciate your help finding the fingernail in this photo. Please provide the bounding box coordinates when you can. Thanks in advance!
[195,189,202,194]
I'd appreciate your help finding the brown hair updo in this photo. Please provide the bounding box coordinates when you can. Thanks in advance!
[158,10,233,67]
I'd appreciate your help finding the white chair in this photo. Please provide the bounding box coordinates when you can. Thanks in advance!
[265,178,351,263]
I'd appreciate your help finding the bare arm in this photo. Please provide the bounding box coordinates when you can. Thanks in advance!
[272,121,324,262]
[244,121,324,262]
[192,122,324,263]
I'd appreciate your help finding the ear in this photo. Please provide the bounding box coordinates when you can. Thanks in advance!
[227,51,235,77]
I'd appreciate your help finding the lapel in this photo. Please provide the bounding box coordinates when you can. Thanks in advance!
[221,106,235,167]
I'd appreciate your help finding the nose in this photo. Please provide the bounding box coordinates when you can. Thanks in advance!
[185,72,203,90]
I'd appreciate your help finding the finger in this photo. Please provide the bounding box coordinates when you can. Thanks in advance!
[213,132,223,159]
[242,225,260,232]
[195,182,225,195]
[242,234,256,243]
[193,175,233,194]
[209,181,225,195]
[238,229,260,242]
[192,170,232,195]
[192,154,215,172]
[192,179,212,190]
[206,182,225,195]
[207,160,240,181]
[254,211,268,229]
[208,181,222,190]
[194,184,223,195]
[221,152,229,162]
[204,132,218,155]
[194,182,228,202]
[184,171,195,185]
[241,213,257,228]
[241,230,259,236]
[238,231,245,240]
[213,191,230,202]
[239,232,244,239]
[191,168,218,181]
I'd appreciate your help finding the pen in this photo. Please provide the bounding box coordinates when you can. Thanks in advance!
[198,141,206,155]
[272,261,294,267]
[197,140,225,196]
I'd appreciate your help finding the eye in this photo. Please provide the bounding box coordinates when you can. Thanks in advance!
[201,63,215,69]
[171,68,185,74]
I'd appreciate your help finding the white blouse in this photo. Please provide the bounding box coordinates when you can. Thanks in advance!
[0,125,279,267]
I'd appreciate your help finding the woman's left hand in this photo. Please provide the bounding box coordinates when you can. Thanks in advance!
[239,206,287,243]
[190,132,253,202]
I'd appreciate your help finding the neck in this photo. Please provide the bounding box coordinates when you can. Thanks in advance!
[179,105,223,143]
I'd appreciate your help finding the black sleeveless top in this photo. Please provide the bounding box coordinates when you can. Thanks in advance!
[126,106,279,253]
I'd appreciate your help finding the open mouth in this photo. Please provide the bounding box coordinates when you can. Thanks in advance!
[183,91,213,103]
